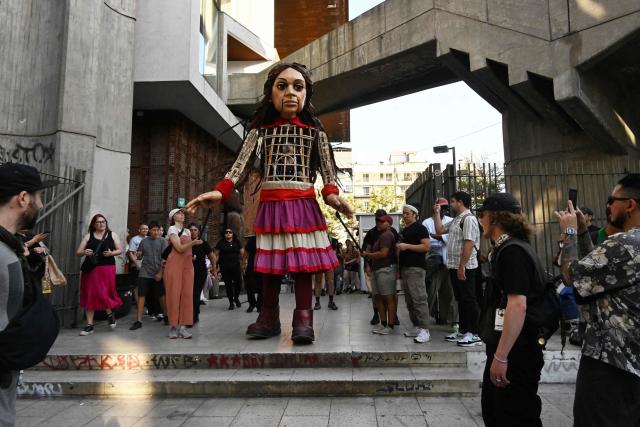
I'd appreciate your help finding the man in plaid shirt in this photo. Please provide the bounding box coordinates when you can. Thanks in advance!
[433,191,482,347]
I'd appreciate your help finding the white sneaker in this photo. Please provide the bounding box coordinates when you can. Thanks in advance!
[372,324,385,334]
[377,326,394,335]
[178,326,192,339]
[457,333,483,347]
[404,326,421,337]
[414,329,431,344]
[168,326,178,339]
[445,331,464,342]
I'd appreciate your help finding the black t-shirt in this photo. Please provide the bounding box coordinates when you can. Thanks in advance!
[215,239,241,270]
[86,232,116,266]
[399,222,429,269]
[192,241,213,275]
[481,241,539,350]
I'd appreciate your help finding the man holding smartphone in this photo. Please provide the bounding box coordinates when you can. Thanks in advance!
[422,198,455,326]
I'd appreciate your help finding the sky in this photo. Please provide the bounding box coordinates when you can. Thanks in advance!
[347,0,504,166]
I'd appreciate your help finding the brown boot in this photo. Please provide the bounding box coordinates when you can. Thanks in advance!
[246,305,281,338]
[291,309,315,344]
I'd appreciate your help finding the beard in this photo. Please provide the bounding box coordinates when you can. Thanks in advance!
[610,210,627,230]
[18,200,39,231]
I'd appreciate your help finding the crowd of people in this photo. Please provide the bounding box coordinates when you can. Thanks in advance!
[0,55,638,427]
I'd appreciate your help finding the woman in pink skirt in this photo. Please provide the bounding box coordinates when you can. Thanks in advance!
[76,214,123,336]
[186,63,353,343]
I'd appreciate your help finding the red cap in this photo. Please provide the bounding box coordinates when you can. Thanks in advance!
[378,215,393,225]
[436,197,449,206]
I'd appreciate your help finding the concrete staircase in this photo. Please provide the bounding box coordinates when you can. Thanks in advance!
[20,348,481,398]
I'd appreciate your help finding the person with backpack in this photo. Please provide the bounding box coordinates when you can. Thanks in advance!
[0,163,59,426]
[433,191,482,347]
[556,174,640,427]
[477,193,545,426]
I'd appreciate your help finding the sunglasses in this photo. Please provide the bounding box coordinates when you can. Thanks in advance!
[607,196,638,205]
[225,231,233,234]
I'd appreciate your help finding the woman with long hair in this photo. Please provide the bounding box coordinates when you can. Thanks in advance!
[214,228,244,310]
[163,209,202,339]
[342,239,360,293]
[76,214,123,336]
[186,62,352,343]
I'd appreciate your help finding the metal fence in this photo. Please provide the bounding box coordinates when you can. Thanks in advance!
[406,159,640,271]
[35,166,86,327]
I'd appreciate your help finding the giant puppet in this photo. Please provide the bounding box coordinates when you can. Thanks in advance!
[186,63,353,343]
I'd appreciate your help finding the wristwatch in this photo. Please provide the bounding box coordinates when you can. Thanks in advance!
[563,227,577,235]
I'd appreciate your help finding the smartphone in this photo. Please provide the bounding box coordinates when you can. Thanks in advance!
[568,188,578,209]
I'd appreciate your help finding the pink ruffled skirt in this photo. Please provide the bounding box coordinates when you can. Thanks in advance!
[254,198,339,275]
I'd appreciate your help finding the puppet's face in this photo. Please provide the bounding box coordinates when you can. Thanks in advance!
[271,67,306,119]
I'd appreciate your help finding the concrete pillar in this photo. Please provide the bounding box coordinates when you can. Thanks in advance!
[0,0,136,239]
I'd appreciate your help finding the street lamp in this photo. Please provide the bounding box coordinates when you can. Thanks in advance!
[433,145,456,178]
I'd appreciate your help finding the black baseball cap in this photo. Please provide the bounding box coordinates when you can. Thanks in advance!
[478,193,521,214]
[0,163,58,198]
[374,209,387,217]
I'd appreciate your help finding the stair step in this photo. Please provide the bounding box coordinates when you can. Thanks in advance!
[33,350,469,371]
[18,367,481,398]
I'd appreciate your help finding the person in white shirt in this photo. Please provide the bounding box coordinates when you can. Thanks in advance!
[422,197,456,327]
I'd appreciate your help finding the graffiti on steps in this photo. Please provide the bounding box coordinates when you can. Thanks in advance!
[376,381,434,393]
[17,382,63,397]
[0,141,55,166]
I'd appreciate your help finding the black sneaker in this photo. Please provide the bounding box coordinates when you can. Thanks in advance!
[79,324,94,336]
[156,313,164,322]
[314,301,321,310]
[328,301,338,310]
[370,313,380,325]
[107,313,117,329]
[228,303,235,310]
[246,305,255,313]
[129,321,142,331]
[234,298,241,308]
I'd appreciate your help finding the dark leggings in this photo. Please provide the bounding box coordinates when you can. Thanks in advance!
[221,266,242,305]
[193,271,206,322]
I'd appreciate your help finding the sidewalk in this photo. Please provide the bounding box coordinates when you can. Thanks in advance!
[16,386,576,426]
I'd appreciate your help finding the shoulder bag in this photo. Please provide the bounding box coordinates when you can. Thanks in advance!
[80,232,109,273]
[162,228,185,260]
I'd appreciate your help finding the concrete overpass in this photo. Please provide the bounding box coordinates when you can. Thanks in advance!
[227,0,640,165]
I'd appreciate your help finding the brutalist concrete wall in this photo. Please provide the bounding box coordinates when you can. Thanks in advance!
[0,0,136,240]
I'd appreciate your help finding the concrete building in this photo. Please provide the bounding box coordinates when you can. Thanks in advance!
[353,151,428,211]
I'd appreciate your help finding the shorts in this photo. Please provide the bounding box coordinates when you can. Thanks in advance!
[137,277,165,297]
[372,266,396,296]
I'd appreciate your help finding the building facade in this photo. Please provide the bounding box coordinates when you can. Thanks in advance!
[352,152,428,211]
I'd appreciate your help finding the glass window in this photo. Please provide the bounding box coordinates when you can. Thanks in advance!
[386,173,393,181]
[364,200,369,209]
[362,173,369,182]
[404,173,412,181]
[363,186,370,196]
[379,173,384,180]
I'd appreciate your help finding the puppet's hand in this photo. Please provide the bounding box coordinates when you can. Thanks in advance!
[185,191,222,214]
[326,194,354,218]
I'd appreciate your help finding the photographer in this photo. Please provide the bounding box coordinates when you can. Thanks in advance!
[478,193,544,426]
[556,174,640,427]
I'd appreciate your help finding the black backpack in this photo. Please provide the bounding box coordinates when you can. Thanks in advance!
[493,239,562,349]
[0,276,59,373]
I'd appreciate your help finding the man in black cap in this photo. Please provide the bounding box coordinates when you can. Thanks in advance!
[477,193,546,426]
[0,163,56,425]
